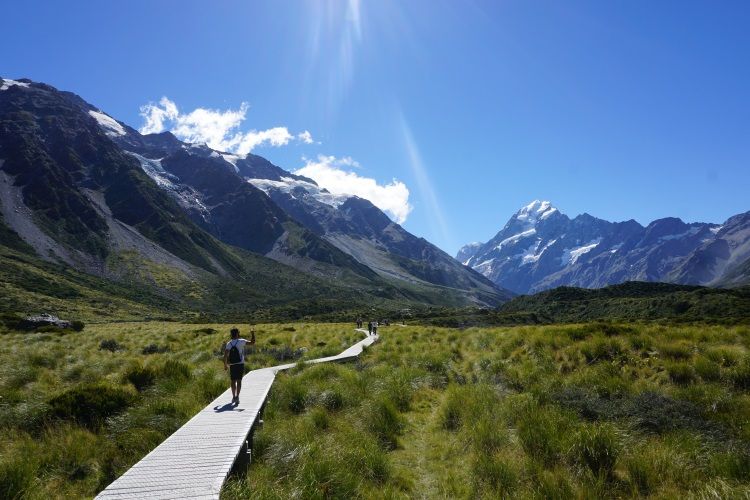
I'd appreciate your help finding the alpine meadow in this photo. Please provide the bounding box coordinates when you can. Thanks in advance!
[1,2,750,499]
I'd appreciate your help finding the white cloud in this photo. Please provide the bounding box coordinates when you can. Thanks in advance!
[138,97,310,155]
[294,155,412,224]
[297,130,314,144]
[139,97,179,134]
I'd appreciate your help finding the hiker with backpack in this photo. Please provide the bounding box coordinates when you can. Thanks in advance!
[223,327,255,405]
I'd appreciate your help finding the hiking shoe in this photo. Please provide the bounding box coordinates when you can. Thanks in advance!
[235,397,240,405]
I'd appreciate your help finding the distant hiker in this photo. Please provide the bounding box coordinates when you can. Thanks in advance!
[223,327,254,405]
[356,317,362,328]
[373,321,378,335]
[368,321,373,335]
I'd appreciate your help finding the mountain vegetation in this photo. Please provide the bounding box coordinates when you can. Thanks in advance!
[418,282,750,328]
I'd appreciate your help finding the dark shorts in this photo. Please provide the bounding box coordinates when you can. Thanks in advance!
[229,363,245,381]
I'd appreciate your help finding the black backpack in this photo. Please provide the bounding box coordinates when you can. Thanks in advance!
[228,340,241,364]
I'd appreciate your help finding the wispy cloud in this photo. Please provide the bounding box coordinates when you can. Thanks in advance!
[139,98,313,155]
[304,0,364,121]
[297,130,314,144]
[398,112,452,245]
[295,154,412,224]
[139,97,178,134]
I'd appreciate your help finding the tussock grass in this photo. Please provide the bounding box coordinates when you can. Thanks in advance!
[0,321,359,498]
[2,321,749,498]
[224,322,750,498]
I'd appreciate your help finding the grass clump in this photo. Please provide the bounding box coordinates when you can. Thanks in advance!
[48,383,135,429]
[123,363,157,392]
[570,422,621,479]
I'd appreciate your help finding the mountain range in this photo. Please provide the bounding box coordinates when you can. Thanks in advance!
[457,200,750,294]
[0,77,509,318]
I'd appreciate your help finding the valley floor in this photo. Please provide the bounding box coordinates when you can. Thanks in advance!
[0,321,749,498]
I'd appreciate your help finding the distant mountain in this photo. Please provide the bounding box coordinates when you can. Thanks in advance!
[458,200,750,294]
[0,77,511,314]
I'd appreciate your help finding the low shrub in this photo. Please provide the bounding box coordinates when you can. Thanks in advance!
[0,312,23,331]
[98,339,122,352]
[70,320,85,332]
[626,391,715,435]
[123,364,157,392]
[141,344,169,355]
[553,386,619,421]
[194,327,217,335]
[48,384,135,429]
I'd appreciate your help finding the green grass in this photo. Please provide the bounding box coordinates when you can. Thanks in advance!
[0,321,362,499]
[224,322,750,499]
[1,321,749,498]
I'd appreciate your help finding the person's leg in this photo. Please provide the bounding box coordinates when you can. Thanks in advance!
[230,379,237,399]
[236,379,242,399]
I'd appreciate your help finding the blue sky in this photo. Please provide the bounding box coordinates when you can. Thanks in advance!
[2,1,749,255]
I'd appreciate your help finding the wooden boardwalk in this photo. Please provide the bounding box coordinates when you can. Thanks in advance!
[96,329,377,499]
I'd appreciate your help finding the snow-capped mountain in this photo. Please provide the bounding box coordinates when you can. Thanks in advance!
[110,119,506,304]
[458,200,750,294]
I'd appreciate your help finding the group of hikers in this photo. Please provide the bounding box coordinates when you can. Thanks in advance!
[356,317,389,335]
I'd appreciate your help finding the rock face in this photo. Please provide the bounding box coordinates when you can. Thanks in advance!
[459,200,750,294]
[18,314,71,330]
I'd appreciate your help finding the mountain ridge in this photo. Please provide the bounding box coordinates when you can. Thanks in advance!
[0,76,512,314]
[458,200,750,293]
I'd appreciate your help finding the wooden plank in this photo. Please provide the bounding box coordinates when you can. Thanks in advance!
[96,329,377,499]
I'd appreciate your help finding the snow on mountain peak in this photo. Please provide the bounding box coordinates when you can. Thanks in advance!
[514,200,558,225]
[0,79,30,91]
[248,176,351,209]
[88,110,126,137]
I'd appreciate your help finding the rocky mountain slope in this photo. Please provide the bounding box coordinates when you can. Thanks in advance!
[458,200,750,294]
[0,77,510,311]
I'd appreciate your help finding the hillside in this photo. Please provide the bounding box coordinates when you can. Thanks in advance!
[0,77,511,312]
[419,282,750,327]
